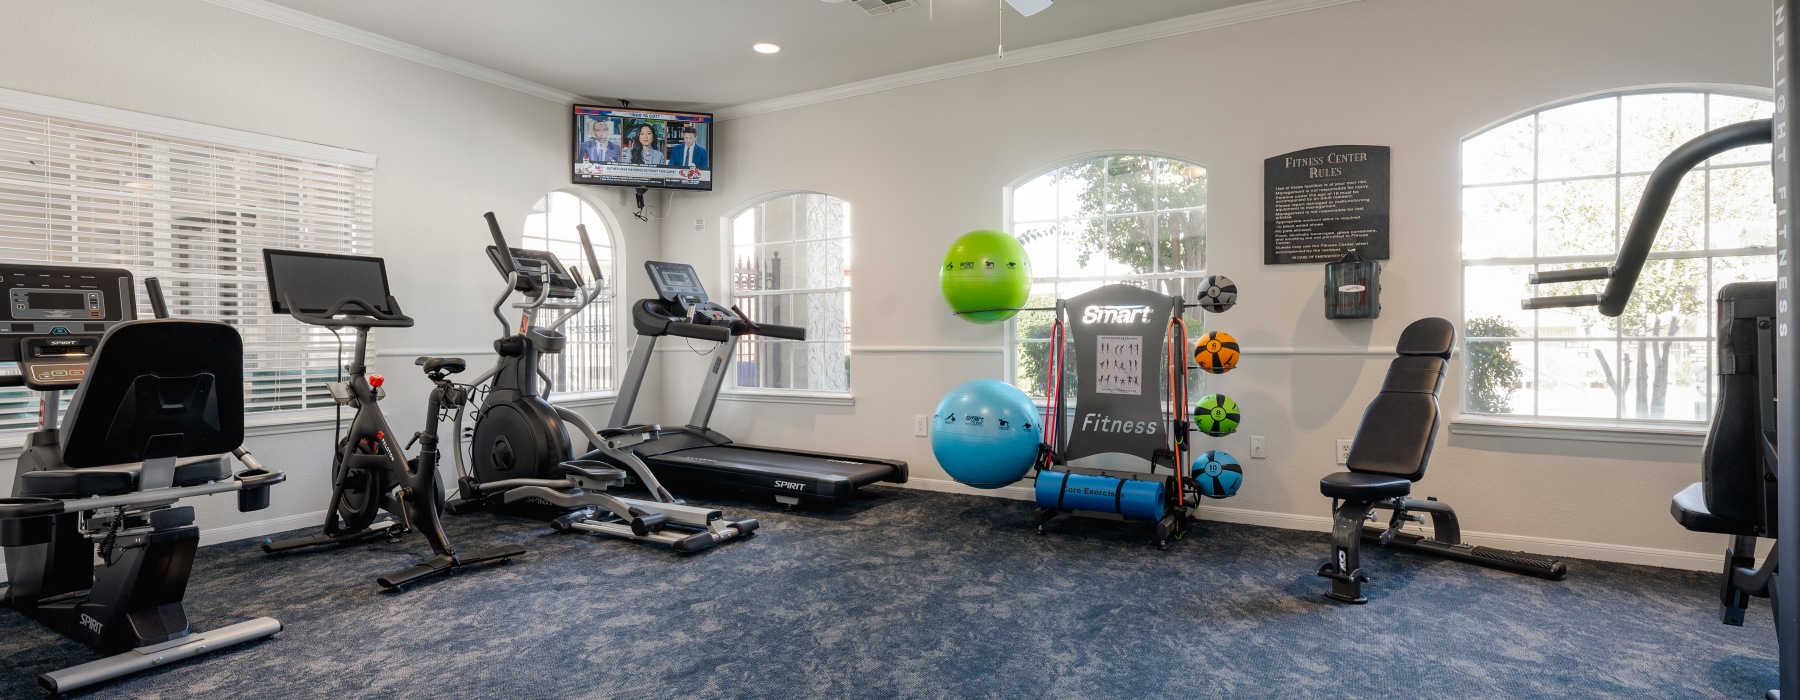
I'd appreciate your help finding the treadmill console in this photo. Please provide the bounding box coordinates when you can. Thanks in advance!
[642,261,736,325]
[487,246,579,299]
[645,261,708,308]
[0,263,135,390]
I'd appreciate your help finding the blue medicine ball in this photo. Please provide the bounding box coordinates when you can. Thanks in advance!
[931,379,1041,488]
[1190,450,1243,498]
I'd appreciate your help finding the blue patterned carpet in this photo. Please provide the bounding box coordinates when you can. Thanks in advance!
[0,486,1780,698]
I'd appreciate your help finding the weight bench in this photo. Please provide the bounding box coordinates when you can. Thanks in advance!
[1670,281,1781,632]
[1316,317,1567,603]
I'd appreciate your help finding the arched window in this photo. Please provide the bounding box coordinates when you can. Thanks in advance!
[1006,154,1207,396]
[727,192,851,394]
[521,191,617,395]
[1461,89,1774,423]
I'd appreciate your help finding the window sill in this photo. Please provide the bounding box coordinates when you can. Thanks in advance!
[720,390,855,406]
[1448,414,1707,446]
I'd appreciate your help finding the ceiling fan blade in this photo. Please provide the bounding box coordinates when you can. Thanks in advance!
[1005,0,1051,17]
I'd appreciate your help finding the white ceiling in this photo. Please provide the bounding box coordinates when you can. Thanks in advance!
[260,0,1268,110]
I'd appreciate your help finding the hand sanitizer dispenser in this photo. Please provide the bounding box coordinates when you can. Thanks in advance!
[1325,250,1380,320]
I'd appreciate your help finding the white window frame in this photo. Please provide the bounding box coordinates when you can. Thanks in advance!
[719,190,854,403]
[1002,151,1209,399]
[0,86,376,440]
[518,188,624,402]
[1452,84,1776,444]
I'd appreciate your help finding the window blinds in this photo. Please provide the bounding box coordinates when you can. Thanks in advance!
[0,102,375,430]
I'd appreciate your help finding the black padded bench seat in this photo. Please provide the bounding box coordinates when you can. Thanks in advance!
[1320,472,1411,500]
[1671,482,1761,537]
[19,455,232,499]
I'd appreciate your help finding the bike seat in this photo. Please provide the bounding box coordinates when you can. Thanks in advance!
[415,356,466,374]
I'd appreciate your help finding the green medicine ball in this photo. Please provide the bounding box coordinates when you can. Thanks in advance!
[941,230,1031,324]
[1193,393,1241,437]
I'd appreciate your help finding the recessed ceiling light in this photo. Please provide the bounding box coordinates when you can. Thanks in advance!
[752,42,782,54]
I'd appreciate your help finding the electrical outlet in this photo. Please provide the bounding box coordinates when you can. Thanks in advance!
[1250,435,1266,459]
[1336,439,1353,465]
[914,415,929,437]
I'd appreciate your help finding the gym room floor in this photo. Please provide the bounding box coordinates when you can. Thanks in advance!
[0,487,1777,699]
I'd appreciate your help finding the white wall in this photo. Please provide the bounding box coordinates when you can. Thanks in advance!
[658,0,1775,569]
[0,0,1774,572]
[0,0,663,545]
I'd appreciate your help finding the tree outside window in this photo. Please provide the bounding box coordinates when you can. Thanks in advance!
[1007,154,1207,397]
[1461,90,1774,422]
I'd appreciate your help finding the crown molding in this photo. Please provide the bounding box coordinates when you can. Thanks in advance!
[200,0,1356,115]
[199,0,584,104]
[714,0,1362,121]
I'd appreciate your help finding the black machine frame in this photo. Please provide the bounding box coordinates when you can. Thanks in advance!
[1773,5,1799,695]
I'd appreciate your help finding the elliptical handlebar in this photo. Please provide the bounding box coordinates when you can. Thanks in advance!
[545,223,609,332]
[1523,118,1772,316]
[484,211,515,277]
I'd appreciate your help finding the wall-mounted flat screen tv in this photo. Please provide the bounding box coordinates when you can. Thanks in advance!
[572,104,712,191]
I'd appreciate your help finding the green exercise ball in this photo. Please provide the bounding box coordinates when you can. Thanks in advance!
[941,230,1031,324]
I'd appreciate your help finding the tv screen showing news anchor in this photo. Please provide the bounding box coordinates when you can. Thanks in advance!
[572,104,712,191]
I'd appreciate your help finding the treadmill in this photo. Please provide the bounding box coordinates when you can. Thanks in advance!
[605,261,907,508]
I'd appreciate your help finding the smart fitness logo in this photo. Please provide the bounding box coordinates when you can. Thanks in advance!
[1081,304,1154,324]
[1079,412,1160,435]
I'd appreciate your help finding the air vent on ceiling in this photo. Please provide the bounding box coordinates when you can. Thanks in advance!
[854,0,917,15]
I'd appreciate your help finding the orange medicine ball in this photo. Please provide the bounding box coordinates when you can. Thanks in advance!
[1194,331,1239,374]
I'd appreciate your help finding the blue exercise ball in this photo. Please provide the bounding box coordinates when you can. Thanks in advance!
[1190,450,1243,498]
[931,379,1041,488]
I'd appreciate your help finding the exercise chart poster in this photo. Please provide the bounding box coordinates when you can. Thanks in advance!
[1095,335,1143,395]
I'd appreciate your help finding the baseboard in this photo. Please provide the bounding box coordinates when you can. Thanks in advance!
[895,478,1729,572]
[900,476,1037,502]
[198,510,326,548]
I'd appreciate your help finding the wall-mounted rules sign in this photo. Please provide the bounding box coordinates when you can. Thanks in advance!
[1264,145,1390,265]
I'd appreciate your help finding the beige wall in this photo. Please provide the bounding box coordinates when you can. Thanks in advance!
[0,0,664,540]
[659,0,1774,568]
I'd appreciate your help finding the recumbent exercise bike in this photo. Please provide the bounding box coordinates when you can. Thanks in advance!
[0,263,285,694]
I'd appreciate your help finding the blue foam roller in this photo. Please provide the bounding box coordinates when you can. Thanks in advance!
[1034,470,1166,522]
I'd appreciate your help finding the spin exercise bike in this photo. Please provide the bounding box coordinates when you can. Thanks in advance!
[0,263,285,694]
[444,213,757,552]
[256,249,524,589]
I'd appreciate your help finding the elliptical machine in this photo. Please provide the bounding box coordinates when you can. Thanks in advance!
[444,213,757,553]
[0,263,285,694]
[256,248,525,589]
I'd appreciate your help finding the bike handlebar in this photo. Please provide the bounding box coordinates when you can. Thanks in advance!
[282,292,415,329]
